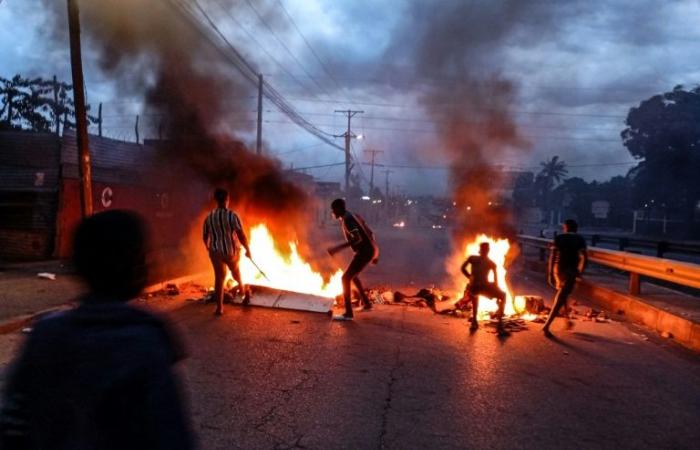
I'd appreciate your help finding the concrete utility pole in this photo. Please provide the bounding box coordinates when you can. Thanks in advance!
[334,109,364,194]
[67,0,93,217]
[382,169,393,199]
[364,149,383,196]
[256,74,263,155]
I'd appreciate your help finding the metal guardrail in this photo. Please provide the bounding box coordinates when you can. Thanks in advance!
[581,233,700,257]
[518,235,700,294]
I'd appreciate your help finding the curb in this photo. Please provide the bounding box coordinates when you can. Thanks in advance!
[576,279,700,353]
[0,272,208,335]
[521,260,700,352]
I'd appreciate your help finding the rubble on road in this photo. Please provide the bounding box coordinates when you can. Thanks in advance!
[37,272,56,281]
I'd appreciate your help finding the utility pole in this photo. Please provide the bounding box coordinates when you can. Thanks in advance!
[334,109,363,194]
[134,114,140,144]
[382,169,393,199]
[256,74,263,155]
[67,0,93,217]
[97,102,102,137]
[364,149,383,197]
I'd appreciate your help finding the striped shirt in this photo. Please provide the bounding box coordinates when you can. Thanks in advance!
[203,208,243,256]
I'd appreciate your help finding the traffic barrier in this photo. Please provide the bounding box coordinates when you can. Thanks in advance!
[518,235,700,294]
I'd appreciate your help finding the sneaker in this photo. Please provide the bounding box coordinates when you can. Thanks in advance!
[332,314,354,321]
[242,293,251,306]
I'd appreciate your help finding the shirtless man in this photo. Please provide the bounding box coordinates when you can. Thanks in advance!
[461,242,507,334]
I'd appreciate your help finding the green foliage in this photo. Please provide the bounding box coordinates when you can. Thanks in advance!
[0,74,97,133]
[622,85,700,213]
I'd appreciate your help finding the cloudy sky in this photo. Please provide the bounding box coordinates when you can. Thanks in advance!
[2,0,700,195]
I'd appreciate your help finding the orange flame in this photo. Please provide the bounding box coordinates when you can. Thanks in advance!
[233,224,343,298]
[455,234,532,320]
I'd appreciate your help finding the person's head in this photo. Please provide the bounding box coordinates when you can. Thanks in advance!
[214,188,229,208]
[479,242,490,256]
[563,219,578,233]
[73,210,149,301]
[331,198,346,219]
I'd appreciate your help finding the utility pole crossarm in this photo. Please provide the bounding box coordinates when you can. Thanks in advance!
[334,110,364,195]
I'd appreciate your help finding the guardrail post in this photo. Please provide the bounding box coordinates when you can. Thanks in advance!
[619,238,628,251]
[657,241,668,258]
[629,273,641,295]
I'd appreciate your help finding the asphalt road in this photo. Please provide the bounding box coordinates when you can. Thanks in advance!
[156,275,700,449]
[1,228,699,449]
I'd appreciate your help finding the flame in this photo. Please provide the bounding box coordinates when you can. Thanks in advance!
[230,224,343,298]
[457,234,520,321]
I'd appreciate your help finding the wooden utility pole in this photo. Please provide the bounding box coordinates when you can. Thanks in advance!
[256,74,263,155]
[364,149,383,197]
[67,0,93,217]
[334,109,363,194]
[97,102,102,137]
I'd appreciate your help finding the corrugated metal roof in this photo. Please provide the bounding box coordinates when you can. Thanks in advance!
[0,131,61,167]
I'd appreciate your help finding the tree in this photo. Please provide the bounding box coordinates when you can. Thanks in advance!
[0,74,96,133]
[536,156,568,220]
[622,85,700,217]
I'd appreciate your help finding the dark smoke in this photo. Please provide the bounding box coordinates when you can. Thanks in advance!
[42,0,311,245]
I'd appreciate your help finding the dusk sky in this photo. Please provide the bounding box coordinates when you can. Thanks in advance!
[2,0,700,195]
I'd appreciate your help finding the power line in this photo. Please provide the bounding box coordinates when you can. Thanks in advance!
[282,96,628,119]
[274,0,347,99]
[286,161,345,171]
[165,0,344,151]
[262,119,623,142]
[209,0,320,99]
[243,0,334,100]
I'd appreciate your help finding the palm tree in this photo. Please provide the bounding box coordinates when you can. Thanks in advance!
[537,156,568,220]
[538,156,568,192]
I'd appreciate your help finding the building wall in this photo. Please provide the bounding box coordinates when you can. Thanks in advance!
[0,131,61,259]
[55,131,181,258]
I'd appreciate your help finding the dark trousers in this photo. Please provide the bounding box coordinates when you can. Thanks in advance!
[468,283,506,323]
[543,273,577,329]
[342,251,374,316]
[209,251,243,310]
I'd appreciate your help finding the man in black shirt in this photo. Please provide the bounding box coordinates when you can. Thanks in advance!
[327,198,379,321]
[543,219,588,337]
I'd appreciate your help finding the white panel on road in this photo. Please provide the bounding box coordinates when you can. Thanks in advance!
[231,286,334,314]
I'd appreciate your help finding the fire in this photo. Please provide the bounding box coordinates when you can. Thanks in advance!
[232,224,343,298]
[457,234,529,321]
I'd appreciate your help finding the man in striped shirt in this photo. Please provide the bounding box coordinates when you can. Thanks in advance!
[203,188,251,315]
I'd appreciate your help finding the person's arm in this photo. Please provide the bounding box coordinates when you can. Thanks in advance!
[490,261,499,287]
[460,258,471,279]
[232,214,251,258]
[327,241,351,256]
[547,244,557,287]
[578,247,588,276]
[202,218,209,248]
[0,335,36,448]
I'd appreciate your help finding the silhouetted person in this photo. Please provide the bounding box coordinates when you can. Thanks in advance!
[461,242,507,335]
[543,218,588,338]
[327,198,379,321]
[203,188,251,315]
[0,210,194,450]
